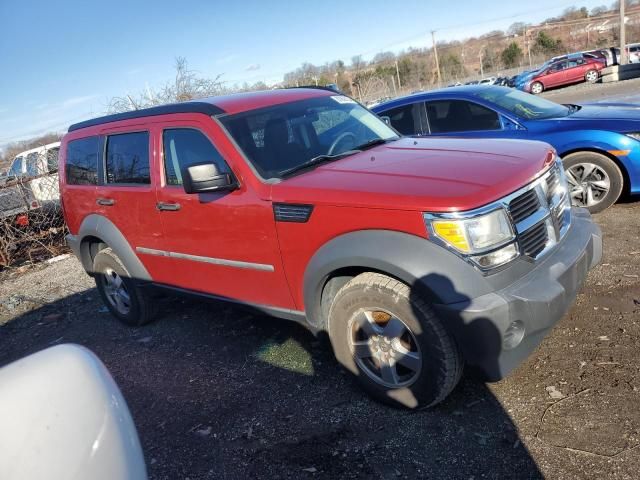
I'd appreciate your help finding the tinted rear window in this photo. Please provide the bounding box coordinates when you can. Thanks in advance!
[106,132,150,184]
[66,137,99,185]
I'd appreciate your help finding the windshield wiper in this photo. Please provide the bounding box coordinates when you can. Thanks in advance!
[279,138,397,178]
[352,137,395,151]
[279,152,355,177]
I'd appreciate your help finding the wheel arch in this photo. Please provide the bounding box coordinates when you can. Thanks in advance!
[302,230,492,332]
[75,214,151,281]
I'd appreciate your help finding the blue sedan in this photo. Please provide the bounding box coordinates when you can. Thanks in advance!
[371,86,640,213]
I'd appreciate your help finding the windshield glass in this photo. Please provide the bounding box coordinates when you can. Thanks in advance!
[474,89,569,120]
[219,95,399,179]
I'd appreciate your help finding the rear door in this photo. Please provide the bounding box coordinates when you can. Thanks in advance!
[564,58,585,83]
[94,129,166,279]
[149,117,294,309]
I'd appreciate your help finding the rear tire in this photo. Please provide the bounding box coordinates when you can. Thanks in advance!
[328,272,463,409]
[93,247,157,326]
[585,69,599,83]
[530,82,544,94]
[563,151,623,213]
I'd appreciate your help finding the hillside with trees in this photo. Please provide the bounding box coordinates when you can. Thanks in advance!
[282,2,640,102]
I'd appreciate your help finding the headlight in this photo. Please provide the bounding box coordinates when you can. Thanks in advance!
[626,133,640,142]
[425,208,518,269]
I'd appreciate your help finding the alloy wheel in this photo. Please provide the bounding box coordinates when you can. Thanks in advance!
[102,268,131,315]
[565,163,611,208]
[531,83,543,94]
[348,308,422,388]
[586,70,598,82]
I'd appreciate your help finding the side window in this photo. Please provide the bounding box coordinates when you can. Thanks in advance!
[549,61,566,72]
[66,137,99,185]
[163,129,229,186]
[26,153,39,176]
[382,104,420,135]
[106,132,150,185]
[425,100,500,133]
[47,148,59,173]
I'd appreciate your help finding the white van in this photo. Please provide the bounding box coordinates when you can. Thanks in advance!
[6,141,61,203]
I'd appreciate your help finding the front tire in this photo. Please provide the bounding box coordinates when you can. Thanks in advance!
[563,151,624,213]
[328,272,463,409]
[530,82,544,94]
[93,247,157,326]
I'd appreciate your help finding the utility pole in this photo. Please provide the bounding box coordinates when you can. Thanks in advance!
[525,27,532,68]
[620,0,628,65]
[479,50,484,77]
[395,60,402,89]
[431,31,441,86]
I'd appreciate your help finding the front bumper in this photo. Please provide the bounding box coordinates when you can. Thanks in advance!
[434,208,602,381]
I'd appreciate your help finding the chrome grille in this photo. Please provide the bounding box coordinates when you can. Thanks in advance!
[506,161,571,261]
[519,222,548,257]
[509,189,540,224]
[545,167,561,198]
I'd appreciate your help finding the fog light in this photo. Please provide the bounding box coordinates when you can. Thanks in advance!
[471,243,518,269]
[503,320,525,350]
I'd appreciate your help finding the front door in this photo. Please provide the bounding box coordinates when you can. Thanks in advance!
[419,99,525,140]
[542,61,567,87]
[148,118,294,309]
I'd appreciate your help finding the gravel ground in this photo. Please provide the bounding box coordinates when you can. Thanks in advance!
[1,202,639,480]
[541,76,640,104]
[1,84,640,479]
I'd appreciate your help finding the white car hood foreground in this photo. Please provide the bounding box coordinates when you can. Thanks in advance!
[0,344,147,480]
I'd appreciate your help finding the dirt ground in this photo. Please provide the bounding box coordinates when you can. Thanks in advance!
[1,83,640,479]
[1,202,638,479]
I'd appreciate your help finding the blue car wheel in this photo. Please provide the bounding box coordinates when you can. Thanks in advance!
[563,152,624,213]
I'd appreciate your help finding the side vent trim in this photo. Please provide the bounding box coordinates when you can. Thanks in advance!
[273,203,314,223]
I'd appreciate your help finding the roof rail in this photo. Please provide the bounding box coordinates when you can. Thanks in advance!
[68,101,225,132]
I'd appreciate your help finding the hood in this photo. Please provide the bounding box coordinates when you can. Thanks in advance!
[271,137,554,212]
[542,103,640,132]
[569,103,640,121]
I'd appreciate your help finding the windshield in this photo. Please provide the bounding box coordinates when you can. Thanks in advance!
[219,95,399,179]
[474,89,569,120]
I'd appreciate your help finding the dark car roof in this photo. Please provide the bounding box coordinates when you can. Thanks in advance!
[68,88,334,132]
[372,85,505,112]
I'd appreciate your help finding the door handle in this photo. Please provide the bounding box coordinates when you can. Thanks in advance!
[156,202,181,211]
[96,198,115,206]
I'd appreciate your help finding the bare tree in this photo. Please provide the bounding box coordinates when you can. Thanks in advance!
[108,57,225,113]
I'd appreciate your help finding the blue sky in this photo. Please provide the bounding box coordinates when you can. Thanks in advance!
[0,0,609,148]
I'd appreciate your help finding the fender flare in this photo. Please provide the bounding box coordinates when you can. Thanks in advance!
[74,214,151,281]
[302,230,494,330]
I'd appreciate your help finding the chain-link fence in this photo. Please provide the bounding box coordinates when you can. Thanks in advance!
[0,146,67,268]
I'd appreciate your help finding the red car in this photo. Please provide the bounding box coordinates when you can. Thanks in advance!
[60,87,601,408]
[526,56,605,94]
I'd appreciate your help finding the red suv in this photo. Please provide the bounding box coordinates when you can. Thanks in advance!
[60,88,602,408]
[526,56,605,94]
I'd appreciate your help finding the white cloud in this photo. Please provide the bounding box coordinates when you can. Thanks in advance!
[245,63,261,72]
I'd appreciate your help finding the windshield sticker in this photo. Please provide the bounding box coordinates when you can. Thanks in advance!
[331,95,357,104]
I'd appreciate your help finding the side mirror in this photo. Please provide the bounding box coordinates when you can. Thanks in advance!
[182,163,236,194]
[380,116,391,126]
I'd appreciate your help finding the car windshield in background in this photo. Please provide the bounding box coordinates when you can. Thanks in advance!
[219,95,399,179]
[474,89,569,120]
